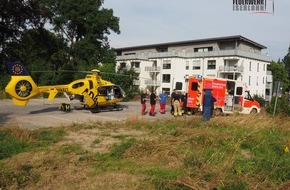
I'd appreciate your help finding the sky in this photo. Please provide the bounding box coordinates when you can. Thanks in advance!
[102,0,289,62]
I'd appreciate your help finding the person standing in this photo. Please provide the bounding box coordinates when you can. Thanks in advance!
[159,90,168,114]
[149,90,157,116]
[180,91,187,115]
[141,89,147,115]
[172,91,182,117]
[170,89,177,114]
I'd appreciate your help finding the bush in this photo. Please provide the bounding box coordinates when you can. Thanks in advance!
[266,94,290,116]
[253,94,266,107]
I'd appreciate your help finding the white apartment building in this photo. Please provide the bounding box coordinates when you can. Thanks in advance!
[114,35,273,101]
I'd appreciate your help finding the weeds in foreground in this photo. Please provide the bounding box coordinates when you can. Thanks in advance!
[0,114,289,190]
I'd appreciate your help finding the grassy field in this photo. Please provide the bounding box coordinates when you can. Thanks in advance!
[0,113,289,190]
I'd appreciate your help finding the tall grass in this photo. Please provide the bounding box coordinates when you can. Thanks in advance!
[0,114,289,190]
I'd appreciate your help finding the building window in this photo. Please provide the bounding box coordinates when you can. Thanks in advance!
[192,60,201,70]
[156,47,168,52]
[256,76,259,85]
[162,74,171,83]
[207,60,216,70]
[249,62,252,71]
[163,63,171,69]
[131,62,140,68]
[266,89,270,96]
[162,88,170,95]
[263,77,265,84]
[263,63,265,71]
[194,47,213,52]
[257,63,259,72]
[186,61,189,70]
[119,62,126,69]
[249,76,251,85]
[124,52,135,55]
[163,60,171,69]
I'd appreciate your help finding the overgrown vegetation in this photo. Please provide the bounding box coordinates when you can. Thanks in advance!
[1,114,289,190]
[254,94,290,116]
[266,94,290,116]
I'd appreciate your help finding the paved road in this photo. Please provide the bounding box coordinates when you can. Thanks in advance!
[0,98,175,129]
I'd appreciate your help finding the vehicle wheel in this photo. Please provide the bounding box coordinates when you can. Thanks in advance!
[214,108,222,116]
[250,108,257,114]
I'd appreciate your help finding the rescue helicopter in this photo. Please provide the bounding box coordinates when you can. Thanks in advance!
[4,61,126,113]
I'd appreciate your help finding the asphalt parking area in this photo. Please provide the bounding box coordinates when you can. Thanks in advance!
[0,98,176,129]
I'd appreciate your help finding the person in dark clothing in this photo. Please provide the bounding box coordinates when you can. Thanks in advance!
[180,91,187,115]
[140,89,147,115]
[170,89,176,114]
[149,90,157,116]
[211,95,217,117]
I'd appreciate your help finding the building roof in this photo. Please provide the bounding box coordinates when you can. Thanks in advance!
[114,35,267,51]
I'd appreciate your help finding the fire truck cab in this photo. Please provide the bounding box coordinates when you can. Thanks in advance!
[186,76,260,115]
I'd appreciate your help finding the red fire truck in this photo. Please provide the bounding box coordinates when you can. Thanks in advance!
[185,76,260,115]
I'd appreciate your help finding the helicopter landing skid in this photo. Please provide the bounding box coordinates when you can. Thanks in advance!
[90,104,123,113]
[74,104,123,113]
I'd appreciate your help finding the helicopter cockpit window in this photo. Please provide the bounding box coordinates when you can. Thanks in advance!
[113,86,123,99]
[72,82,84,89]
[98,86,123,99]
[98,87,107,96]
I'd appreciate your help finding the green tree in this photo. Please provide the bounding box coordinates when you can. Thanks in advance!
[0,0,51,59]
[267,61,290,115]
[282,46,290,91]
[268,61,290,92]
[42,0,120,66]
[5,28,70,85]
[0,0,52,90]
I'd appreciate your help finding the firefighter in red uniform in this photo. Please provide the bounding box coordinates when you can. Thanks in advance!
[149,90,157,116]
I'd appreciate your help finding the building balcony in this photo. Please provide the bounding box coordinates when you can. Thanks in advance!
[116,54,147,61]
[145,66,160,72]
[144,79,161,86]
[266,83,272,88]
[185,50,271,62]
[117,66,141,73]
[266,71,273,83]
[218,66,244,73]
[116,50,272,62]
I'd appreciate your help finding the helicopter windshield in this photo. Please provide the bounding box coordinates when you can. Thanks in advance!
[113,86,125,99]
[98,85,125,99]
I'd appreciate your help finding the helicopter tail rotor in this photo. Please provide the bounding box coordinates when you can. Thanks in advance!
[5,61,40,106]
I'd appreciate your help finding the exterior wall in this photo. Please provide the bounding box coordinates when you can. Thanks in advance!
[115,36,272,100]
[238,42,262,54]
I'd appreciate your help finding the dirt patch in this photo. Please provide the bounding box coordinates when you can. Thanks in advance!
[58,127,148,153]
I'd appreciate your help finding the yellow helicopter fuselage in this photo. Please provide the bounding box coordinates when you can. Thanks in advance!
[5,62,125,108]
